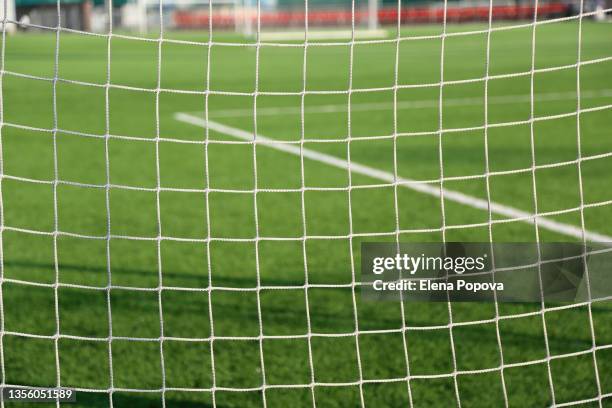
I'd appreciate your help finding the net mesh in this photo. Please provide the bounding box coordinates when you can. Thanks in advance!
[0,0,611,406]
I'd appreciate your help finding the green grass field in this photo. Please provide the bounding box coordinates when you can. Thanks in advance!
[1,19,612,407]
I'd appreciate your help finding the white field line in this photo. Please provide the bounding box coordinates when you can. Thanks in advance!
[195,89,612,119]
[175,112,612,242]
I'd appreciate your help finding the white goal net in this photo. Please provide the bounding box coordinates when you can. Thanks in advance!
[0,0,611,406]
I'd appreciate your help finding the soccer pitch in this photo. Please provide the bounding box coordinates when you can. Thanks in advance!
[1,19,612,407]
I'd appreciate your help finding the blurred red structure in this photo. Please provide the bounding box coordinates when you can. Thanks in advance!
[174,3,571,29]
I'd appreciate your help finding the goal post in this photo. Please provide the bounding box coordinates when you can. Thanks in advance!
[158,0,383,39]
[368,0,378,30]
[236,0,383,40]
[123,0,242,34]
[1,0,16,33]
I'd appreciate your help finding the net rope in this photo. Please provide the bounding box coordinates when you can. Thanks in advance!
[0,0,610,407]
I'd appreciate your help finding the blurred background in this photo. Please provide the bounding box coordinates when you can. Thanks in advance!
[4,0,610,36]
